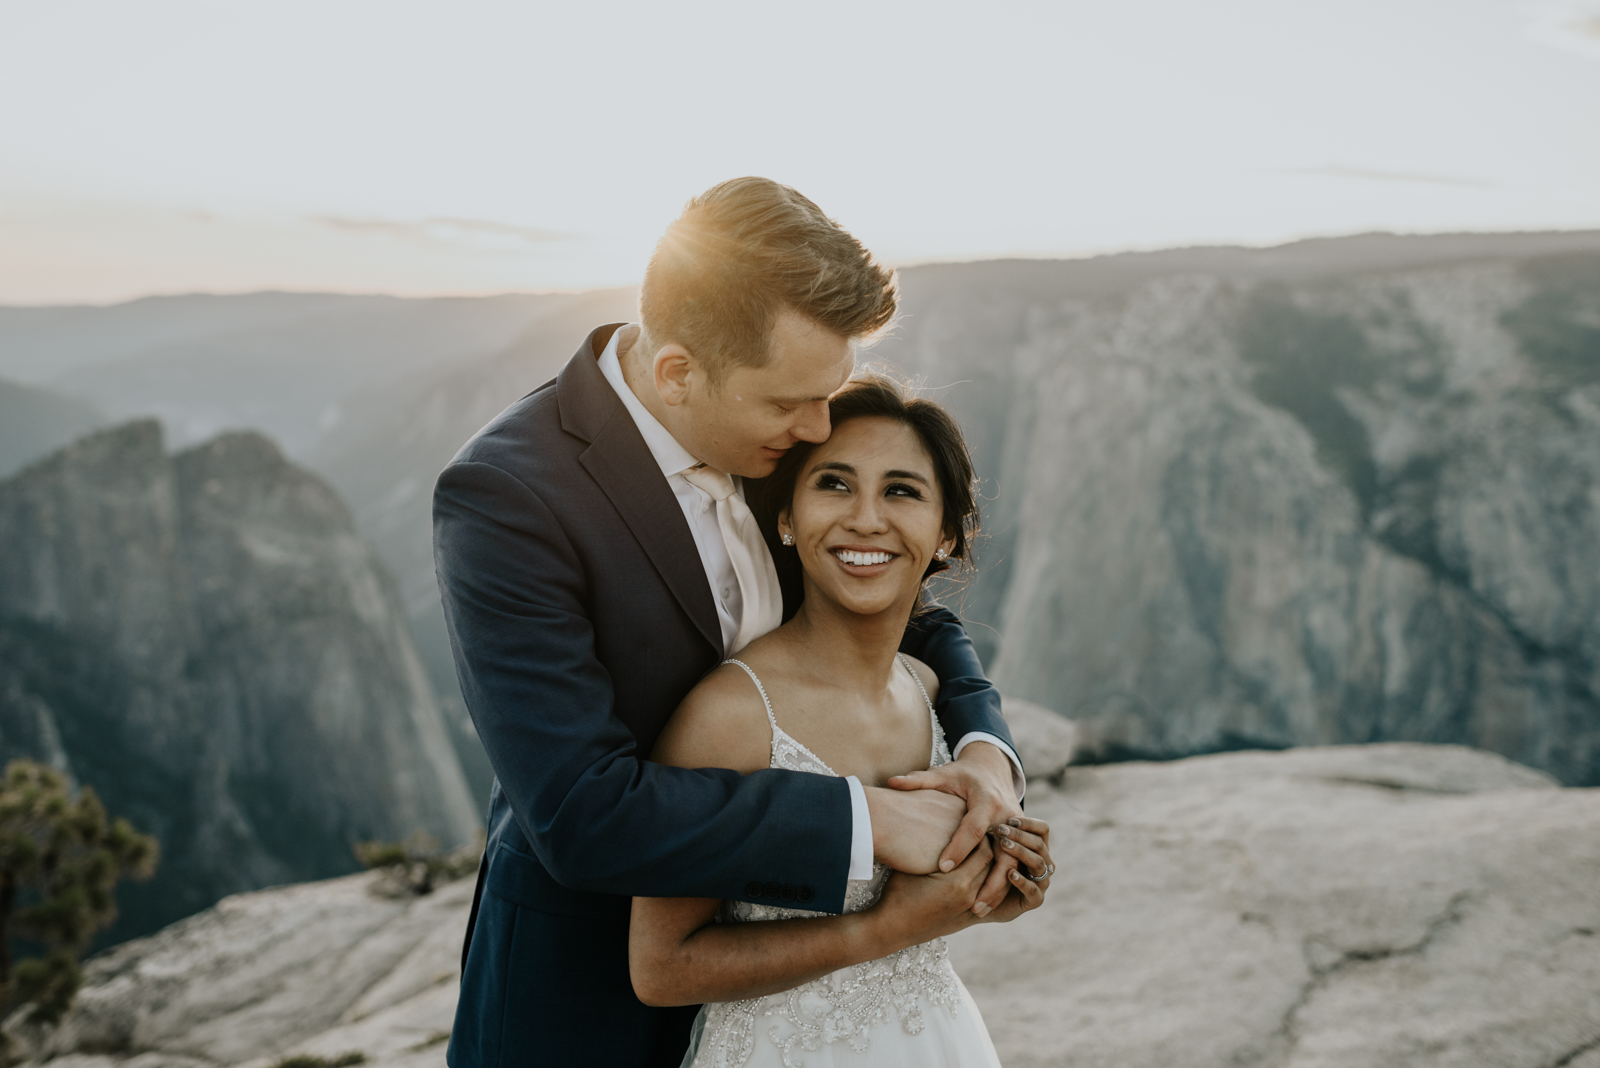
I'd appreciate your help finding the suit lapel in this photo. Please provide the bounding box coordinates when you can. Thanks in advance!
[560,327,723,654]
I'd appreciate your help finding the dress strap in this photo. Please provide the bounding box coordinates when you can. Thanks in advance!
[898,653,947,767]
[897,653,936,715]
[723,658,781,740]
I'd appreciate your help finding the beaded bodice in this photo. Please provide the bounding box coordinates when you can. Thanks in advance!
[693,656,961,1068]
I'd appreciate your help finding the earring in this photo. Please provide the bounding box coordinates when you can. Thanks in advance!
[934,549,948,561]
[781,534,795,546]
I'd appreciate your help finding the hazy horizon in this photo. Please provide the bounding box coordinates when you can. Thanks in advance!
[10,224,1600,311]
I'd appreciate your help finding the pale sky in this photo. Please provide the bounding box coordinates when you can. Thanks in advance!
[3,0,1599,304]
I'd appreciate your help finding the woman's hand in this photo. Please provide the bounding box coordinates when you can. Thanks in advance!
[866,836,995,951]
[981,816,1053,923]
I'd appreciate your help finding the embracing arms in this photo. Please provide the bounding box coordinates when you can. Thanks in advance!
[627,671,1055,1007]
[630,820,1054,1006]
[436,457,856,908]
[437,451,1025,912]
[889,607,1028,909]
[629,845,1003,1006]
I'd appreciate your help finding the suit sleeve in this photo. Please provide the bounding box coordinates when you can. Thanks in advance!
[435,460,853,912]
[899,604,1021,766]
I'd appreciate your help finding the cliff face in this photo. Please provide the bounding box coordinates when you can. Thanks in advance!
[5,235,1596,792]
[876,238,1600,785]
[0,421,481,941]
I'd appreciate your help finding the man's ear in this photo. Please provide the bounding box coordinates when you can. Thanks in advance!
[652,344,696,407]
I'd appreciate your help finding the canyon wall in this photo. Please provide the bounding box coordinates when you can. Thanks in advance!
[0,421,480,941]
[875,236,1600,784]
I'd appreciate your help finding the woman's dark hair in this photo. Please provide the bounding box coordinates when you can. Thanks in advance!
[762,373,979,581]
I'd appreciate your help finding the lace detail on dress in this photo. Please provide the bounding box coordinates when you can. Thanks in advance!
[696,658,959,1068]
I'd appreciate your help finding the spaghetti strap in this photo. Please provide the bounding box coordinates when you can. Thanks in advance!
[899,653,948,767]
[723,658,781,739]
[897,653,937,715]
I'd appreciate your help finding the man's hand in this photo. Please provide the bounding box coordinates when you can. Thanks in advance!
[887,741,1024,914]
[864,786,965,874]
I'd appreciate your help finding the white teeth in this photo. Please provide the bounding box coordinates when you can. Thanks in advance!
[835,550,893,566]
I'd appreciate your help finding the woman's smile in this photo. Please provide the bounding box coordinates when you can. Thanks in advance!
[829,544,900,574]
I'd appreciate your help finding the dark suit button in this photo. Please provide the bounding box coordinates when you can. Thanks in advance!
[763,881,781,898]
[746,881,765,898]
[798,886,814,903]
[781,884,797,901]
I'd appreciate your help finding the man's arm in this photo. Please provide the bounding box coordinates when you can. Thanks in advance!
[436,459,855,911]
[899,605,1022,772]
[892,604,1027,911]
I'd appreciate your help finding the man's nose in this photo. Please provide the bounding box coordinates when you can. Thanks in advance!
[792,401,830,445]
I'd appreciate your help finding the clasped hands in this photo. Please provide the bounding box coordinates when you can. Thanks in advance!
[864,742,1053,942]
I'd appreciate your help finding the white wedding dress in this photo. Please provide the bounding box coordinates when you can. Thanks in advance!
[680,655,1003,1068]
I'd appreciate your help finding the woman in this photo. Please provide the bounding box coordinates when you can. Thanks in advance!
[630,375,1054,1067]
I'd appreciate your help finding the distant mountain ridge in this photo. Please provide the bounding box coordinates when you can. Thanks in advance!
[0,291,612,455]
[0,288,639,791]
[0,421,480,943]
[4,230,1598,787]
[0,376,107,479]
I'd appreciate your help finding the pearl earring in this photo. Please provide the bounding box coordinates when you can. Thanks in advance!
[934,549,948,561]
[781,534,795,546]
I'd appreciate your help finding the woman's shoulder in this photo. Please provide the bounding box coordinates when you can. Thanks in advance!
[649,660,776,773]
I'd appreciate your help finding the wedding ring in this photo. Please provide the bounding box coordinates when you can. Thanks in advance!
[1023,863,1055,882]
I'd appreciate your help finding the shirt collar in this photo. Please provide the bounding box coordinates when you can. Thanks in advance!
[596,324,700,479]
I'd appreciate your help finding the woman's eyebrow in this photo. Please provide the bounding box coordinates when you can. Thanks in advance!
[809,461,931,487]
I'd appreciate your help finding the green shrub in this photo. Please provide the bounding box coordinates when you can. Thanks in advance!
[354,829,482,897]
[0,759,158,1053]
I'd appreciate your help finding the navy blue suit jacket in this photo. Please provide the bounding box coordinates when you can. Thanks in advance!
[437,325,1015,1067]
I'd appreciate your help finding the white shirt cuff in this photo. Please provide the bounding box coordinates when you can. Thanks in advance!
[844,775,875,881]
[952,732,1027,801]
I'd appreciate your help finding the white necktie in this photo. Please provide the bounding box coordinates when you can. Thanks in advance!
[681,464,784,653]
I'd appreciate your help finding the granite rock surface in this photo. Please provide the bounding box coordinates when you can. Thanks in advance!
[17,742,1597,1068]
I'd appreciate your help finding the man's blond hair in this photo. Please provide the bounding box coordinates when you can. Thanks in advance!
[638,177,898,382]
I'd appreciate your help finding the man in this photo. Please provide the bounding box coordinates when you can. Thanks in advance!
[436,178,1032,1067]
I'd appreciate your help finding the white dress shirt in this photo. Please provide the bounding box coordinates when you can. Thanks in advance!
[598,326,1023,882]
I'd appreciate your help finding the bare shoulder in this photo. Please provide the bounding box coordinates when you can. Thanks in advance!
[900,654,941,706]
[650,662,774,774]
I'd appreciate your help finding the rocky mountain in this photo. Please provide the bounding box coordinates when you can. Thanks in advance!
[6,231,1599,789]
[874,231,1600,785]
[0,376,107,479]
[0,422,481,943]
[14,740,1597,1068]
[307,287,639,702]
[0,287,638,799]
[0,292,582,455]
